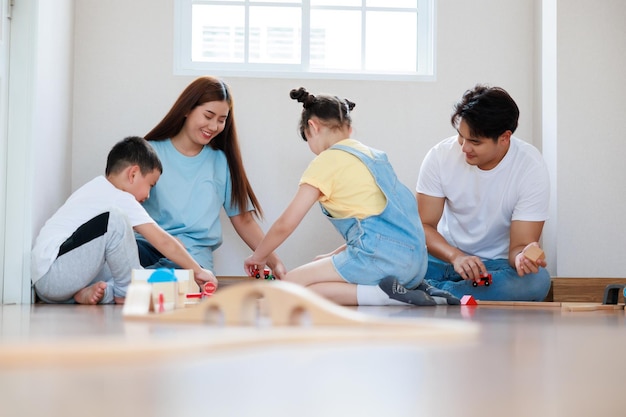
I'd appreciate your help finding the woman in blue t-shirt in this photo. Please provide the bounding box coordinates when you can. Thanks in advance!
[136,76,286,278]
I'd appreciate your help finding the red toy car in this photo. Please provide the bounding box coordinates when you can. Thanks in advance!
[263,268,275,280]
[472,273,492,287]
[252,266,275,280]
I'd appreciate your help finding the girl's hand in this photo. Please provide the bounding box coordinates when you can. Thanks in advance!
[244,255,266,277]
[313,244,347,261]
[313,251,333,261]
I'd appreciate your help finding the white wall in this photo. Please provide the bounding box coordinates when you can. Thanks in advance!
[555,0,626,277]
[31,1,74,240]
[69,0,537,276]
[22,0,626,282]
[3,0,74,303]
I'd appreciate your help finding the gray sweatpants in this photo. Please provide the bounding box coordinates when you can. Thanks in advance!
[34,207,141,304]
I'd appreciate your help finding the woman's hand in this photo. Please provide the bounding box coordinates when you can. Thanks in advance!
[267,260,287,280]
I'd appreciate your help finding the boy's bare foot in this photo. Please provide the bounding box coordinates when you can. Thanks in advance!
[73,281,107,305]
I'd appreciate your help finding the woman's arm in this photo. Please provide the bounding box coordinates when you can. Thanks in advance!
[417,192,486,281]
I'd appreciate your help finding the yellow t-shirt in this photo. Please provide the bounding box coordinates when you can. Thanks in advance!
[299,139,386,219]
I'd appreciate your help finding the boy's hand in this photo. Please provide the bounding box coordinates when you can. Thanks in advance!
[194,268,218,288]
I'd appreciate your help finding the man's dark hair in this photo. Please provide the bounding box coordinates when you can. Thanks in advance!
[451,85,519,141]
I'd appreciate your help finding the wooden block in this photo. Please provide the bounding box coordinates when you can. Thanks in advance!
[122,282,153,315]
[524,246,545,263]
[132,269,193,291]
[132,268,195,308]
[461,295,477,305]
[477,300,561,308]
[561,302,625,312]
[151,282,179,312]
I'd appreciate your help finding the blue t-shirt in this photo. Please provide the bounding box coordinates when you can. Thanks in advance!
[140,139,242,268]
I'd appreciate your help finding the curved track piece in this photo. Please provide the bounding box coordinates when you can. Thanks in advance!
[125,280,474,331]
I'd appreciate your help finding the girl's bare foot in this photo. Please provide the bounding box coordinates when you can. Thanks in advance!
[73,281,107,304]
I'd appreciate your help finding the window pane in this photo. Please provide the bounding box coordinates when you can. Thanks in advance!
[365,11,416,72]
[248,7,301,64]
[311,0,362,6]
[182,0,434,79]
[366,0,418,8]
[310,10,361,70]
[192,5,245,63]
[251,0,300,3]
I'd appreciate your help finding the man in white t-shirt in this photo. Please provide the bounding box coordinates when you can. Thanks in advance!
[415,85,551,301]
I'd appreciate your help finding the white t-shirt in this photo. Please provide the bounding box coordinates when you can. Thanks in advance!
[31,176,155,283]
[416,135,550,259]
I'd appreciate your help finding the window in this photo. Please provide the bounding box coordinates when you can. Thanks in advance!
[174,0,435,81]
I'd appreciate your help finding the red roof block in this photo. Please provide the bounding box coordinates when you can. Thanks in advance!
[461,295,477,305]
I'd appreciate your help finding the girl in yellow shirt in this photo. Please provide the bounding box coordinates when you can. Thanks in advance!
[244,88,459,306]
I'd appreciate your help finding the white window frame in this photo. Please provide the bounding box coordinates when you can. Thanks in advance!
[174,0,436,81]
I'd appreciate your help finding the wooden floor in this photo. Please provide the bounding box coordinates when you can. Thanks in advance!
[1,295,626,417]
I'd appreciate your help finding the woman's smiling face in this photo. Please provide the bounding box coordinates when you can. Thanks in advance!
[182,100,230,147]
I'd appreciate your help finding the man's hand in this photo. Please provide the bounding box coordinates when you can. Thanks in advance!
[515,243,547,276]
[452,254,488,282]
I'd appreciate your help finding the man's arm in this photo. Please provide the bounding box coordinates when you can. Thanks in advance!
[417,193,456,262]
[509,220,547,276]
[417,192,487,281]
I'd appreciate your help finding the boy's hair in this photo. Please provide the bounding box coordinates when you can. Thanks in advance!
[105,136,163,176]
[290,87,356,141]
[451,84,519,141]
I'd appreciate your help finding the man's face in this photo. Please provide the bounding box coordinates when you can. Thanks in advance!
[456,119,509,170]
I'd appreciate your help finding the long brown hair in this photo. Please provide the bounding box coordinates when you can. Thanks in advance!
[145,76,262,217]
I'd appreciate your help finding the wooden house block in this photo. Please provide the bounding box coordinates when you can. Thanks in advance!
[132,268,195,309]
[461,295,477,305]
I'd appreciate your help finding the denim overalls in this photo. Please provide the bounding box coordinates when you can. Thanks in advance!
[324,144,427,289]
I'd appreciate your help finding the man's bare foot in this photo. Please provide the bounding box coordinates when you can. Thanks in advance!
[73,281,107,305]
